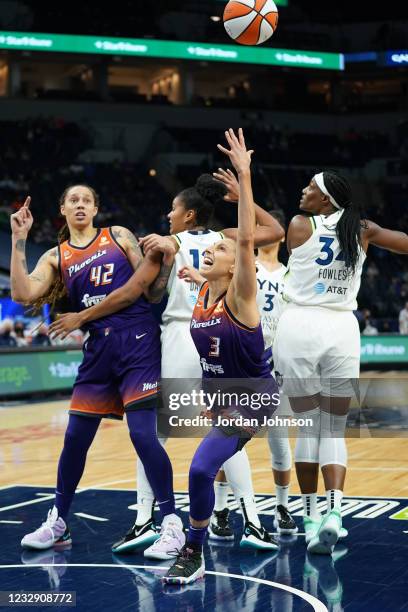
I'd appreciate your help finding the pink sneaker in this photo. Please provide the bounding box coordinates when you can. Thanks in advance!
[21,506,72,550]
[143,515,185,560]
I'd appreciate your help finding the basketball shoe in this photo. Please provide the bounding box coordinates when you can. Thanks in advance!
[163,545,205,585]
[143,514,185,560]
[21,506,71,550]
[112,518,159,554]
[208,508,234,540]
[240,522,279,551]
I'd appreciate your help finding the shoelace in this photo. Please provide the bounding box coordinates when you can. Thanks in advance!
[277,506,292,523]
[155,524,180,546]
[214,510,229,529]
[41,509,57,529]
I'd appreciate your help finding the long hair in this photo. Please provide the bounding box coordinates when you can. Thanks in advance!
[178,174,227,227]
[323,171,362,274]
[30,184,99,314]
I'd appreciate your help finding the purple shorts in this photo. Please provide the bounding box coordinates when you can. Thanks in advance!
[70,321,161,420]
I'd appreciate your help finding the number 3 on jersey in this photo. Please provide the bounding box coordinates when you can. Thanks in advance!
[90,263,115,286]
[316,237,345,266]
[209,336,220,357]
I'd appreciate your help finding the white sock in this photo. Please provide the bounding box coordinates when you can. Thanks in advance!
[275,484,289,509]
[240,496,261,528]
[136,458,155,525]
[326,489,343,512]
[302,493,319,518]
[222,449,261,528]
[214,481,229,512]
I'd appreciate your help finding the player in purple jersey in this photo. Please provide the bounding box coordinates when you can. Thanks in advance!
[10,184,183,553]
[160,128,281,584]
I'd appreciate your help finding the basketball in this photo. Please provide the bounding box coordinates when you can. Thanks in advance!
[223,0,279,46]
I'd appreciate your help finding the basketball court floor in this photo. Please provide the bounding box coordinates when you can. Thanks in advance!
[1,373,407,611]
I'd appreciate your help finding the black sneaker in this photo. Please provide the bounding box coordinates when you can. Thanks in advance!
[111,518,159,554]
[208,509,234,541]
[163,545,205,585]
[240,522,279,551]
[273,505,298,535]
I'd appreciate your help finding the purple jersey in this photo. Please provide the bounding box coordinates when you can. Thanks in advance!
[190,282,272,379]
[59,227,154,332]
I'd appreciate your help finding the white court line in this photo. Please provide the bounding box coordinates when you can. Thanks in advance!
[0,564,327,612]
[74,513,108,522]
[5,484,408,501]
[0,520,22,524]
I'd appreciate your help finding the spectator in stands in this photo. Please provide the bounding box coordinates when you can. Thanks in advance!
[0,319,17,347]
[399,302,408,335]
[13,320,28,346]
[31,323,51,347]
[362,309,379,336]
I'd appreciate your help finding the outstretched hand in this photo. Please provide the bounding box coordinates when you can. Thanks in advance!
[213,168,239,202]
[177,265,205,285]
[10,196,33,238]
[217,128,253,175]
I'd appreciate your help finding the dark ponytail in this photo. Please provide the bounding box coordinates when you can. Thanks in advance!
[30,184,99,314]
[178,173,227,227]
[323,171,362,275]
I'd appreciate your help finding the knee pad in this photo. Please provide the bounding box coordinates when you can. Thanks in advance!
[268,430,292,471]
[294,408,321,464]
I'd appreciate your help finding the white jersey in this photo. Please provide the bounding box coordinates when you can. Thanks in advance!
[162,229,224,324]
[282,210,366,311]
[256,261,286,349]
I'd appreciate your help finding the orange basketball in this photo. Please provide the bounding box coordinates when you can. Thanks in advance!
[223,0,279,46]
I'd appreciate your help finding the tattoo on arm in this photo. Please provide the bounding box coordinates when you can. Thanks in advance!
[114,227,144,271]
[149,263,173,302]
[21,259,28,273]
[16,239,26,253]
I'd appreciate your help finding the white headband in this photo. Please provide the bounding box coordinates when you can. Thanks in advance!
[313,173,342,210]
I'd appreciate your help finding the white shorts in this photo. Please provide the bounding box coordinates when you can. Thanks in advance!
[273,305,360,398]
[161,321,202,379]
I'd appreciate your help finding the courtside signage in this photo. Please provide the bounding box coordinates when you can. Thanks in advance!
[361,336,408,364]
[0,350,82,396]
[0,31,344,71]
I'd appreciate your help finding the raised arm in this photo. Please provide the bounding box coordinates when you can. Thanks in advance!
[10,196,58,304]
[218,129,259,328]
[362,220,408,254]
[213,167,285,246]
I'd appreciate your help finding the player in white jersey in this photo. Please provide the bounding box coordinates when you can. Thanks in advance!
[256,216,299,535]
[273,170,408,555]
[112,173,284,556]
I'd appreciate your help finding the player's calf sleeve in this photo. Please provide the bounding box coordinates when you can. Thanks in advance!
[268,428,292,472]
[127,410,175,520]
[294,407,321,464]
[55,414,101,520]
[318,410,348,469]
[189,429,241,522]
[223,448,261,528]
[135,436,168,525]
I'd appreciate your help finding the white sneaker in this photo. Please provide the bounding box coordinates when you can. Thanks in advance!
[144,516,185,560]
[304,513,348,544]
[21,507,71,550]
[307,509,342,555]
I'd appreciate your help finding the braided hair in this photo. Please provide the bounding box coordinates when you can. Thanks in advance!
[323,171,362,274]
